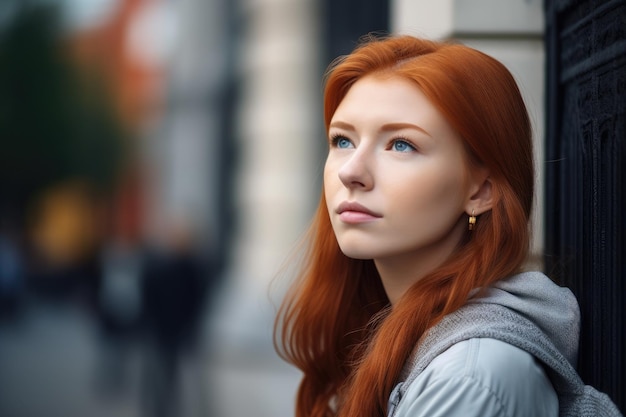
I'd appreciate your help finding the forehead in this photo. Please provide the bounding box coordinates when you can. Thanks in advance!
[331,74,455,138]
[338,74,424,107]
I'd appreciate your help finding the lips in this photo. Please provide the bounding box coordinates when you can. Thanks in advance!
[336,201,382,223]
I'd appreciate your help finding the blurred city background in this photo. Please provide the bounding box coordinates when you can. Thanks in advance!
[0,0,549,416]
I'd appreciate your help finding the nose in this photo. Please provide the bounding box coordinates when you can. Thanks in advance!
[338,149,374,190]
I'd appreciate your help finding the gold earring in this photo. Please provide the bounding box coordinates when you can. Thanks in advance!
[468,210,476,231]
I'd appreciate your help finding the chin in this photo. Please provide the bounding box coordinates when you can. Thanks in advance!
[337,245,375,260]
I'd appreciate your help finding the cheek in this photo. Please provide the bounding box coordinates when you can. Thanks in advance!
[389,166,467,214]
[323,155,342,189]
[323,164,333,197]
[323,160,338,209]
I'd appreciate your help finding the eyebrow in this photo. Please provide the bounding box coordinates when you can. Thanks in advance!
[329,120,432,137]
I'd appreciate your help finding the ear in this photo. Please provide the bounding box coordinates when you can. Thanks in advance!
[466,174,494,216]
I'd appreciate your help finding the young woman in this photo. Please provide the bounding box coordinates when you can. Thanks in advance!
[274,35,621,417]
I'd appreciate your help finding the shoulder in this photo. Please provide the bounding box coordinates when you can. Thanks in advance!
[392,338,558,417]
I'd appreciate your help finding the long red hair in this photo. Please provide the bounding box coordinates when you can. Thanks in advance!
[275,34,534,417]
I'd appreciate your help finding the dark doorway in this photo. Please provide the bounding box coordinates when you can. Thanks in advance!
[544,0,625,412]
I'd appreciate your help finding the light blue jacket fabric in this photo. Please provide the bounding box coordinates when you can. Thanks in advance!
[389,338,558,416]
[387,271,623,417]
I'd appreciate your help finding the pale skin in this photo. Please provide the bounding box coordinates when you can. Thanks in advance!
[324,74,493,304]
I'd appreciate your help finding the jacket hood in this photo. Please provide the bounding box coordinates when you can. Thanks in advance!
[389,271,622,417]
[468,271,581,367]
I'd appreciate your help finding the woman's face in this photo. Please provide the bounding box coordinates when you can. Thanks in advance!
[324,74,483,273]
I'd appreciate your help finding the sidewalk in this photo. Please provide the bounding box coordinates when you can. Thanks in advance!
[0,285,301,417]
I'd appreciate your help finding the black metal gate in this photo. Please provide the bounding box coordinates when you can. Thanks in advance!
[544,0,625,411]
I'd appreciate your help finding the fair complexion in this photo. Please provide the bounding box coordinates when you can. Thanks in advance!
[324,74,492,304]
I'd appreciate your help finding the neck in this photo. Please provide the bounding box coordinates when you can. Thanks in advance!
[374,222,466,305]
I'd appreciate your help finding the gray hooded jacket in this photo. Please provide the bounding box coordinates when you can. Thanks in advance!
[387,271,622,417]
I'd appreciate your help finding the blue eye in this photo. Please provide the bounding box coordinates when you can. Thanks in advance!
[392,140,415,152]
[331,135,353,149]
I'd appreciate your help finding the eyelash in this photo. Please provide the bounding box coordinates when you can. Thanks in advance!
[388,137,417,152]
[329,133,351,148]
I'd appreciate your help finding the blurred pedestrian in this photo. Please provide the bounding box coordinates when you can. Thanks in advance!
[140,220,209,417]
[0,222,25,318]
